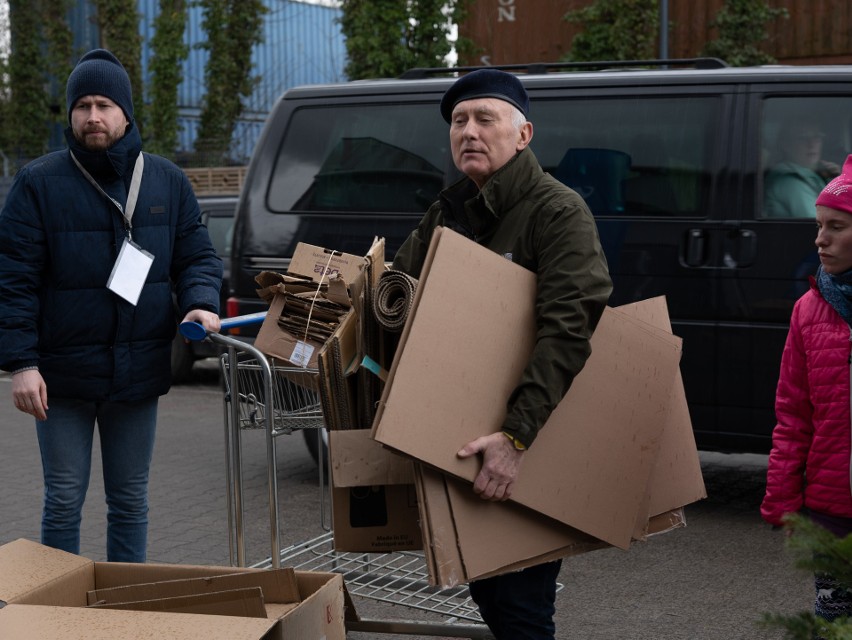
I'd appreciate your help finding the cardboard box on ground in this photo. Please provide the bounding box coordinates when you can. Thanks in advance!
[0,538,350,639]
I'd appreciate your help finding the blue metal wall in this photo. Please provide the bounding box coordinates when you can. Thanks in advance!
[133,0,346,162]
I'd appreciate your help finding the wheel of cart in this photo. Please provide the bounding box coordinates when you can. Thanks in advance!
[181,317,496,638]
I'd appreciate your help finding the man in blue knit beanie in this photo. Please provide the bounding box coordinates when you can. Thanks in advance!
[0,49,223,563]
[65,49,135,124]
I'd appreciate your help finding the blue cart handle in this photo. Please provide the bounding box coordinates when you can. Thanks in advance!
[179,311,267,341]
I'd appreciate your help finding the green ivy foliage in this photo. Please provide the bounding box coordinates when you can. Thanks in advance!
[701,0,789,67]
[93,0,144,134]
[147,0,189,158]
[564,0,659,63]
[5,0,53,161]
[340,0,468,80]
[42,0,75,126]
[192,0,266,166]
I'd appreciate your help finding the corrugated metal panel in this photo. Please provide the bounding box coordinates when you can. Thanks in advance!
[69,0,100,52]
[135,0,346,158]
[459,0,852,66]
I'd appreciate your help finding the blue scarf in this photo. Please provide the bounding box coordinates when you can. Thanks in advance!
[817,265,852,327]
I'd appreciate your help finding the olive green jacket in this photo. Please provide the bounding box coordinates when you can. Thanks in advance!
[392,147,612,448]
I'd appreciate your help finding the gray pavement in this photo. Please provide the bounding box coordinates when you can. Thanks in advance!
[0,363,812,639]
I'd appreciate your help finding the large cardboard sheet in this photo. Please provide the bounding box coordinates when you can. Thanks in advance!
[372,228,683,549]
[413,297,705,586]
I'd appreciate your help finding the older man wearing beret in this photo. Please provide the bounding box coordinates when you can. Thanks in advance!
[0,49,222,563]
[393,69,612,639]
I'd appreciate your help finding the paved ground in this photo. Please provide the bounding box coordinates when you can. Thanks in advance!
[0,363,812,639]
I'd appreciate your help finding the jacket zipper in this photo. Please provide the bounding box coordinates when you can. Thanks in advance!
[848,326,852,494]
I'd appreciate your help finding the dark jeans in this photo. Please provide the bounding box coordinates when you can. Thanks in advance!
[36,396,158,562]
[468,559,562,640]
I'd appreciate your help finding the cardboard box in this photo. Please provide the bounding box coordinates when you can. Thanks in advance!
[254,242,365,371]
[329,429,422,552]
[253,238,389,428]
[254,274,355,373]
[372,227,687,550]
[284,243,367,284]
[86,567,301,619]
[0,538,346,640]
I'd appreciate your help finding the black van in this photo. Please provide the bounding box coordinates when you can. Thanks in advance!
[230,60,852,454]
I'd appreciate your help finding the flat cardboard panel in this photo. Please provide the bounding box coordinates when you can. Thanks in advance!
[330,429,415,487]
[277,572,347,640]
[0,538,93,607]
[372,228,683,549]
[86,567,299,607]
[89,587,269,618]
[416,465,606,587]
[615,298,707,517]
[0,604,278,640]
[409,296,704,586]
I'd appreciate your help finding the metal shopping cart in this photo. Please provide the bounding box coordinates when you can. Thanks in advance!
[182,317,494,638]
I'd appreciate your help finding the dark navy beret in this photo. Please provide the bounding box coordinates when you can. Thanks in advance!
[440,69,529,123]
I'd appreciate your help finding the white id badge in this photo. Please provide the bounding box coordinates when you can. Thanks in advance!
[107,238,154,306]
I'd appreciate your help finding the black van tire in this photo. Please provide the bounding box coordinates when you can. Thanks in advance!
[302,427,329,471]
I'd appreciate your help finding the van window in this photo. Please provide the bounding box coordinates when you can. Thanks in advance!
[268,104,448,214]
[760,96,852,219]
[531,96,721,217]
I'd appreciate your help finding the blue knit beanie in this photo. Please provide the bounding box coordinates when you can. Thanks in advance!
[66,49,134,123]
[440,69,529,124]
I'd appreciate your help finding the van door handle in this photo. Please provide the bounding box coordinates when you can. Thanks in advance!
[720,228,756,268]
[683,229,706,267]
[732,229,756,268]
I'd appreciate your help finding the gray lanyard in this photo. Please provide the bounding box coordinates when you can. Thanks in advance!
[71,151,145,242]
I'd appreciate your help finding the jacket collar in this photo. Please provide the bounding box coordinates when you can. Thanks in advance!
[440,147,542,235]
[64,122,142,183]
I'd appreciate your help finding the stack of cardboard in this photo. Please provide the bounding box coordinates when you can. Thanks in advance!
[368,228,706,587]
[252,240,415,553]
[252,228,706,587]
[253,240,386,429]
[0,538,348,639]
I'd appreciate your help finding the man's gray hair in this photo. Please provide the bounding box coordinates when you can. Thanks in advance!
[510,105,527,130]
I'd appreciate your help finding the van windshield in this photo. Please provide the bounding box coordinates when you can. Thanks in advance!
[268,104,448,213]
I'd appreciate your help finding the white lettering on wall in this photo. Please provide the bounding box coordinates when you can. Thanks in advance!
[498,0,515,22]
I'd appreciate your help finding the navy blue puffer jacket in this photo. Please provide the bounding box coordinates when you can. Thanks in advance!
[0,125,222,401]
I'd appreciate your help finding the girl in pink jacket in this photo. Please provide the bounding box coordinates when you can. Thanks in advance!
[762,154,852,623]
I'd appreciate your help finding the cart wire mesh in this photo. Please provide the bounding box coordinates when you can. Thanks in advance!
[252,530,486,624]
[219,353,325,436]
[209,334,520,637]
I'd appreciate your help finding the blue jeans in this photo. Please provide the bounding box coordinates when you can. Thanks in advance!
[36,397,158,562]
[468,560,562,640]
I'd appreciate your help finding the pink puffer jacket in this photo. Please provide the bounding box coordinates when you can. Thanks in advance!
[761,282,852,526]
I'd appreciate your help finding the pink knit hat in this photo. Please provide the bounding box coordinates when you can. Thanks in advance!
[816,155,852,214]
